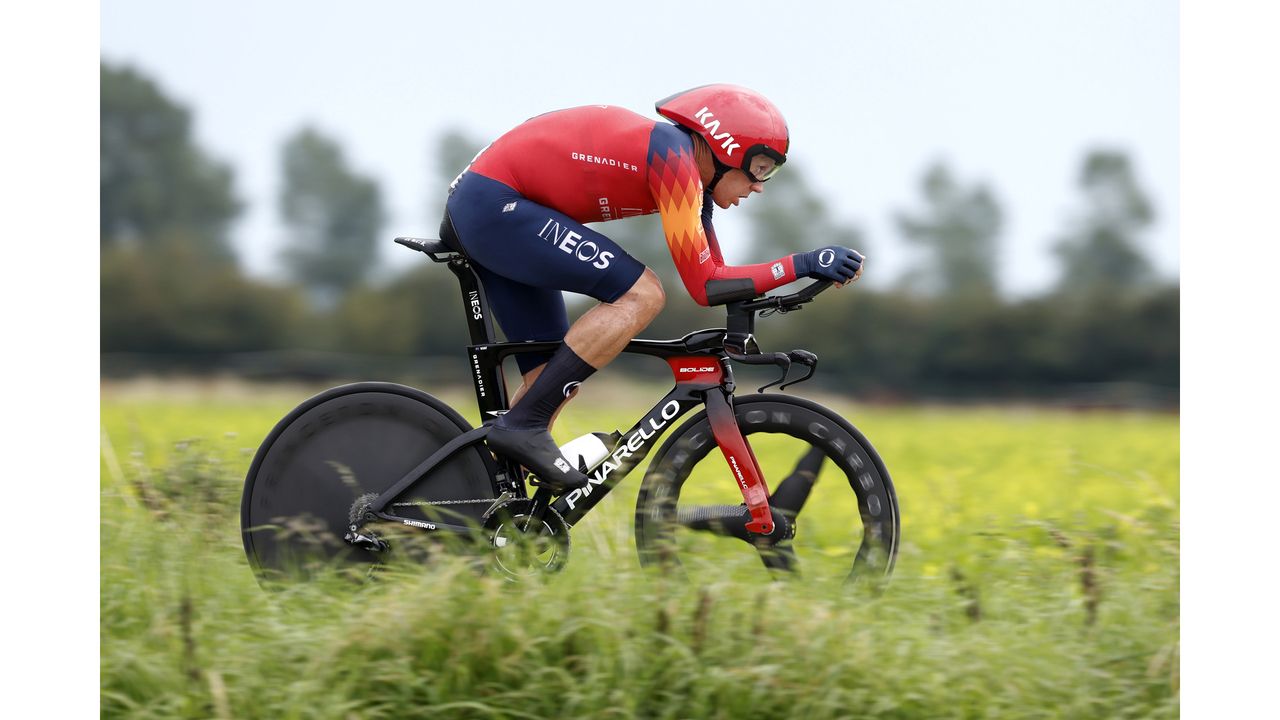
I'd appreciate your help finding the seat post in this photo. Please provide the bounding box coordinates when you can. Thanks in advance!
[447,258,498,346]
[445,256,514,418]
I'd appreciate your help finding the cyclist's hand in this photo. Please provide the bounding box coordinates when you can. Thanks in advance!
[793,246,865,284]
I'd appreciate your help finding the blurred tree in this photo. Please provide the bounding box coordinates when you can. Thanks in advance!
[1053,149,1156,296]
[434,129,487,190]
[100,62,241,264]
[895,161,1002,299]
[426,127,486,226]
[102,240,308,355]
[333,264,472,357]
[279,127,385,307]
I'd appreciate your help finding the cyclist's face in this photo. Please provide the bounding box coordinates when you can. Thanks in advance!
[711,168,765,209]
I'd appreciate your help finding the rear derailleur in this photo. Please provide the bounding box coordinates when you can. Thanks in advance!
[343,492,389,552]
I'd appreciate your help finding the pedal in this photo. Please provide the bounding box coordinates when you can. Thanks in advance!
[525,473,589,494]
[525,474,555,490]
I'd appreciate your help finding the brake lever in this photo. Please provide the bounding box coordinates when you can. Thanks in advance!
[779,350,818,391]
[724,340,793,392]
[756,355,794,393]
[758,350,820,393]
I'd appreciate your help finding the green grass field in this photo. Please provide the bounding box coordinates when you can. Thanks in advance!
[101,379,1179,719]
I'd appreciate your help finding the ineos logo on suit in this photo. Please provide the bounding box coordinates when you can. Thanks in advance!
[536,218,614,269]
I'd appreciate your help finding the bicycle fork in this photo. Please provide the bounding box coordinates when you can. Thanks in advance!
[665,353,793,540]
[703,388,781,537]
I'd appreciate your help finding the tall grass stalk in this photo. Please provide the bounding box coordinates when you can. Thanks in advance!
[102,395,1179,718]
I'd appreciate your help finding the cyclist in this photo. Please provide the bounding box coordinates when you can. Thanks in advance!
[441,84,865,493]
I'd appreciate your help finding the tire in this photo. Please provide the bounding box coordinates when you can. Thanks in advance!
[240,382,498,583]
[635,394,899,585]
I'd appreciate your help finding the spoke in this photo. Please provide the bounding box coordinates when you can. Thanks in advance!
[768,446,825,516]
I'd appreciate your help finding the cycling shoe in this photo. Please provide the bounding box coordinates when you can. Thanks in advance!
[485,425,591,494]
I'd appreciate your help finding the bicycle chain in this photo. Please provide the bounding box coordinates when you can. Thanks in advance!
[390,498,497,507]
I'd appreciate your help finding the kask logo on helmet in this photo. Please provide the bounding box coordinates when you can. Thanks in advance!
[656,85,789,173]
[693,107,741,157]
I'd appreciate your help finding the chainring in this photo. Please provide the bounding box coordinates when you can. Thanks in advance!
[482,498,571,580]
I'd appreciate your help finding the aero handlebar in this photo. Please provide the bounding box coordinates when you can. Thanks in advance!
[722,280,834,391]
[740,279,833,313]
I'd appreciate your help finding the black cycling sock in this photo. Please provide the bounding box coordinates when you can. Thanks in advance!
[498,343,596,430]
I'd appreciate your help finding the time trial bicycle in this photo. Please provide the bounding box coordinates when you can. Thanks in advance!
[240,234,900,585]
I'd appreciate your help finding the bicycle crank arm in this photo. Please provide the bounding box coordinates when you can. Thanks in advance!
[676,504,795,543]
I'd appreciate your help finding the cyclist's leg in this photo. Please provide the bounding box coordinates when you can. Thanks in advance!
[502,264,664,428]
[563,267,665,367]
[467,262,568,375]
[492,271,661,434]
[446,173,653,488]
[447,170,651,367]
[446,173,646,308]
[499,266,665,387]
[467,262,578,425]
[446,172,655,362]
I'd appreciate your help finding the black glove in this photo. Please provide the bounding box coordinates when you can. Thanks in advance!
[792,246,864,283]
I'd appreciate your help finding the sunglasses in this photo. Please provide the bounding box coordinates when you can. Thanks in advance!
[738,146,786,183]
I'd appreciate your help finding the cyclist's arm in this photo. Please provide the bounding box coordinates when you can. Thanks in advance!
[647,145,800,306]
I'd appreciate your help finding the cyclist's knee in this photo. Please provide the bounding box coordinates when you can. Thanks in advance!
[623,268,665,318]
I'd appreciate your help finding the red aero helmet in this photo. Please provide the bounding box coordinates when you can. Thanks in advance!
[656,84,789,181]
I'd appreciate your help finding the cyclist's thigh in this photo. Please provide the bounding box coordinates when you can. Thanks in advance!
[446,173,645,303]
[470,263,568,374]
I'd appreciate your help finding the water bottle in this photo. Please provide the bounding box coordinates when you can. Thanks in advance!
[559,431,621,472]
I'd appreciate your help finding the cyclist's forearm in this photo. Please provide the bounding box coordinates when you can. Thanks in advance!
[676,256,800,306]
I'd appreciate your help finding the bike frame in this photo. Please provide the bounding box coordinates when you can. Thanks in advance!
[366,242,782,537]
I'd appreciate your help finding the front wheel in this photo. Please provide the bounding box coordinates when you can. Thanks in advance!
[635,394,899,586]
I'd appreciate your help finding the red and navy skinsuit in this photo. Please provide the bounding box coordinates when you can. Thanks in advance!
[444,105,802,373]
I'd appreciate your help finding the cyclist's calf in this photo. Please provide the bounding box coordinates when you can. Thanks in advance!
[567,268,665,368]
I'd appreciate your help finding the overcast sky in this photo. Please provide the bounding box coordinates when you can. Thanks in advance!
[101,0,1178,296]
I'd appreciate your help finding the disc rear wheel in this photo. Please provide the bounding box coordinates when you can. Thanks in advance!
[240,383,498,583]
